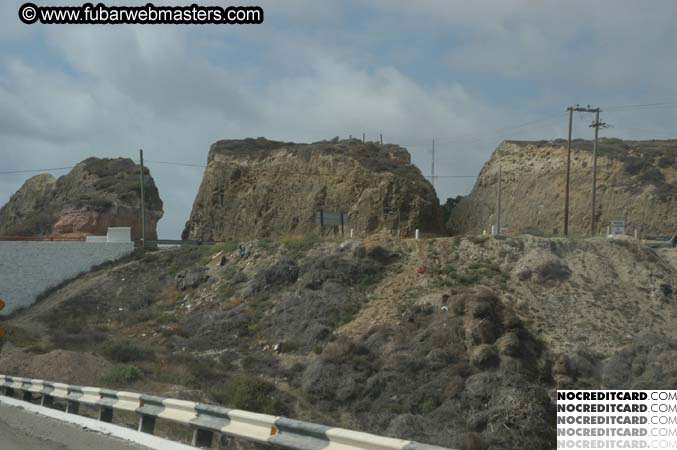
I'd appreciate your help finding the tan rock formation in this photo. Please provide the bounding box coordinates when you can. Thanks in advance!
[184,137,444,240]
[0,157,163,240]
[449,139,676,236]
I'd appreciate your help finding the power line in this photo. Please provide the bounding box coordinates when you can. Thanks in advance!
[144,159,206,168]
[0,166,75,175]
[435,111,567,144]
[143,158,478,179]
[395,110,567,147]
[0,158,480,180]
[603,101,677,111]
[607,125,677,138]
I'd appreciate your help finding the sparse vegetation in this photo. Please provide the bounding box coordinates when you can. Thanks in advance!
[441,195,464,224]
[3,233,675,450]
[100,365,143,385]
[281,235,321,260]
[102,341,154,363]
[431,260,506,287]
[208,376,289,415]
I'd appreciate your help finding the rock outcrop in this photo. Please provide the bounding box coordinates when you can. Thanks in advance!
[0,158,163,240]
[449,139,676,236]
[184,138,443,240]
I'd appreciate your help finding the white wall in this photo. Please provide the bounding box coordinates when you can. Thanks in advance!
[0,241,134,315]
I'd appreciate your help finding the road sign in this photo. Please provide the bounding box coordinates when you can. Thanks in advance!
[609,220,625,236]
[314,211,349,227]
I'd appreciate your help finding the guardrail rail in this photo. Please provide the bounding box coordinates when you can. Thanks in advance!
[0,374,453,450]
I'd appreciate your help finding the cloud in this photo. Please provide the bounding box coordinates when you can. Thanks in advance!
[0,0,33,40]
[378,0,677,93]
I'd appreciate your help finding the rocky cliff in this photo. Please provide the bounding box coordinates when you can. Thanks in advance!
[449,139,676,236]
[0,158,163,240]
[184,138,443,240]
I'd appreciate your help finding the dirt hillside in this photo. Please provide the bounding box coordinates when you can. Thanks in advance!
[2,235,675,449]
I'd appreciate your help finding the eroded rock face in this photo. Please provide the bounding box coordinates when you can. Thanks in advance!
[449,139,677,236]
[184,137,444,240]
[0,158,163,240]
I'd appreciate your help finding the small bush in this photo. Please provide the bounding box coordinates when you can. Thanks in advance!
[321,336,372,367]
[432,261,505,288]
[211,241,239,256]
[218,282,237,299]
[535,258,571,282]
[657,155,674,168]
[102,341,152,363]
[209,376,289,415]
[100,365,143,385]
[624,157,644,175]
[281,236,320,260]
[467,235,489,245]
[336,301,362,326]
[358,271,383,289]
[522,227,545,237]
[169,354,232,387]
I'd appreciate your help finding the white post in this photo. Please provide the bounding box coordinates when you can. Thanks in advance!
[350,228,353,238]
[415,229,420,240]
[634,228,638,240]
[483,229,486,236]
[491,225,496,236]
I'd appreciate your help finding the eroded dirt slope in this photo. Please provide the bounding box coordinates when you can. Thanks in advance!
[1,235,676,449]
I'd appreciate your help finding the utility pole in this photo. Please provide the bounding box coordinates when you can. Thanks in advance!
[564,104,600,236]
[564,107,573,236]
[380,134,383,145]
[139,149,146,249]
[431,139,435,189]
[496,165,502,235]
[590,109,607,236]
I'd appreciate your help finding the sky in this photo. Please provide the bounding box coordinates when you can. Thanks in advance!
[1,0,676,238]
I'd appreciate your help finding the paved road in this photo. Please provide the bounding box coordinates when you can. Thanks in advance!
[0,402,146,450]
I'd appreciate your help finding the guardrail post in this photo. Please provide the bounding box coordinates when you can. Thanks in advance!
[98,406,114,423]
[138,414,156,434]
[192,428,214,448]
[22,391,32,401]
[66,400,80,414]
[41,395,54,408]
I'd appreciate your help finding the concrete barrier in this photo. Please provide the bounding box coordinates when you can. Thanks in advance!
[0,374,454,450]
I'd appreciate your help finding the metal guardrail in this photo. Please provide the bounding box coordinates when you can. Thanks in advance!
[0,374,453,450]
